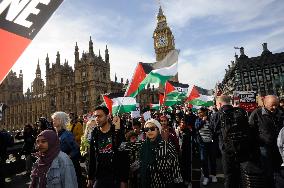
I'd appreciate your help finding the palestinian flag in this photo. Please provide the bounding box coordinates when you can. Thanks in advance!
[163,81,188,106]
[125,49,179,98]
[150,103,160,110]
[186,85,214,107]
[135,62,178,97]
[0,0,64,84]
[103,93,136,115]
[124,62,153,97]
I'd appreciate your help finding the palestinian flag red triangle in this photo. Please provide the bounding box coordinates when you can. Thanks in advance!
[186,85,200,101]
[164,81,176,96]
[124,62,153,97]
[103,92,124,114]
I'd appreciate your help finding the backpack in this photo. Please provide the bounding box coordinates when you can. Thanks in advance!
[220,107,251,162]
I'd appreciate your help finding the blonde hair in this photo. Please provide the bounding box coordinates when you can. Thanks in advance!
[217,95,231,105]
[51,111,70,129]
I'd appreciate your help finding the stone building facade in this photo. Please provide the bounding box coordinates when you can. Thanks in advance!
[0,37,124,130]
[220,43,284,97]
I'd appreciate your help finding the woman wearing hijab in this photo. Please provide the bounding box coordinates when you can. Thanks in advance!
[139,119,182,188]
[30,130,77,188]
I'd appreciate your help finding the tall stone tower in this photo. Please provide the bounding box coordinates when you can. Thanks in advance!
[153,6,175,61]
[31,60,45,96]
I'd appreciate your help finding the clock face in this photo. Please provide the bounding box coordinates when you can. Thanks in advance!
[157,35,167,47]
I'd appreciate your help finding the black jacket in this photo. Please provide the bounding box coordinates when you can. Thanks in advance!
[210,105,234,150]
[249,107,284,169]
[249,107,284,147]
[87,124,129,182]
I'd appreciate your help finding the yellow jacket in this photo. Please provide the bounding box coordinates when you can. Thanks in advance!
[66,121,83,146]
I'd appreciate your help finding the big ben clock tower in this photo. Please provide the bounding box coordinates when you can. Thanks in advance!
[153,6,175,61]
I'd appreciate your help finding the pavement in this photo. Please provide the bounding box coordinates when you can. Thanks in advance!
[191,157,225,188]
[4,153,225,188]
[5,172,31,188]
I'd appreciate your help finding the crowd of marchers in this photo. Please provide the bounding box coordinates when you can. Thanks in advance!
[0,95,284,188]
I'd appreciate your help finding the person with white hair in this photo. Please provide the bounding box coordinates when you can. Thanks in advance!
[51,111,82,187]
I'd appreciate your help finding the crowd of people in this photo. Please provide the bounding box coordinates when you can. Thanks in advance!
[0,95,284,188]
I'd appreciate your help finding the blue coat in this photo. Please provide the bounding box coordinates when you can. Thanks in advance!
[58,129,80,160]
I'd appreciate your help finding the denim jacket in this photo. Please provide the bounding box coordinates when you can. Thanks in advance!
[45,151,78,188]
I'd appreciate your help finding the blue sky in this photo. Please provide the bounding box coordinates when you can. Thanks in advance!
[12,0,284,91]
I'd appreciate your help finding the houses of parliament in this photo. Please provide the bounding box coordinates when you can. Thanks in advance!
[0,6,176,130]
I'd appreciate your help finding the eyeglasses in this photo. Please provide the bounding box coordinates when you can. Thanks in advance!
[144,127,157,132]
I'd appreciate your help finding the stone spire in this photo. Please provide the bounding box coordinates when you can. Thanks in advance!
[36,60,41,78]
[158,6,164,17]
[19,70,23,78]
[105,45,109,63]
[261,43,272,56]
[239,47,248,58]
[45,53,50,69]
[99,49,102,59]
[157,6,167,23]
[74,42,79,62]
[56,51,60,64]
[89,36,94,55]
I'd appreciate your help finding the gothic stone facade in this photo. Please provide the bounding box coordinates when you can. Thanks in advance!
[0,37,124,130]
[221,43,284,97]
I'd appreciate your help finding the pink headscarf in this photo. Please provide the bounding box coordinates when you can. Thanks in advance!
[30,130,60,188]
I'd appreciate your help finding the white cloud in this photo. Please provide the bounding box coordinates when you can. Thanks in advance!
[178,45,232,89]
[178,24,284,90]
[164,0,280,31]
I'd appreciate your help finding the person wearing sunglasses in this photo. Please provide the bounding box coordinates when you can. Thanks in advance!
[139,118,182,188]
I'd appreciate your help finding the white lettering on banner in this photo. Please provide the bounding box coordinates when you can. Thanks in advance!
[239,93,256,103]
[174,87,188,93]
[0,0,51,28]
